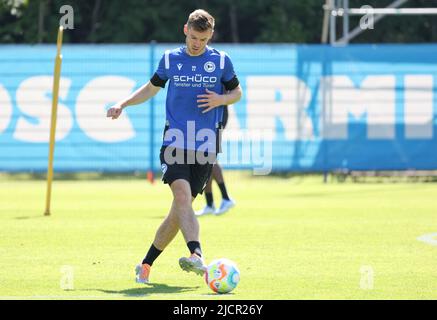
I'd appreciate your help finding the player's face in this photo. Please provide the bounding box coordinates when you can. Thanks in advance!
[184,25,213,56]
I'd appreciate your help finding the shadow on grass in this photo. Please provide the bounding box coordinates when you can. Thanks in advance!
[82,283,200,297]
[201,292,236,297]
[14,215,48,220]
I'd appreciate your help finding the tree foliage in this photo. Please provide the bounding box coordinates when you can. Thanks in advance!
[1,0,436,44]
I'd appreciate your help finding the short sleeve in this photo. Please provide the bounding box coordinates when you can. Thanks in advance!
[155,54,169,81]
[221,53,236,82]
[221,53,239,91]
[150,54,169,88]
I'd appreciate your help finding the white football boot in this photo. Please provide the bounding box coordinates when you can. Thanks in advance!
[179,253,206,276]
[195,205,215,216]
[214,199,235,215]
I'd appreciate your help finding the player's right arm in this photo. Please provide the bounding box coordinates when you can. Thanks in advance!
[106,81,161,120]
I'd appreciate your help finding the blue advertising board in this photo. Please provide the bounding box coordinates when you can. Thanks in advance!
[0,44,436,173]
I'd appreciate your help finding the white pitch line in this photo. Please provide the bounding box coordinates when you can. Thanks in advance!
[417,233,437,246]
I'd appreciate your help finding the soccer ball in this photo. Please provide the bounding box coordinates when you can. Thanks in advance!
[204,258,240,294]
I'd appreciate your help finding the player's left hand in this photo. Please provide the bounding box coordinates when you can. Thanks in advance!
[197,88,226,113]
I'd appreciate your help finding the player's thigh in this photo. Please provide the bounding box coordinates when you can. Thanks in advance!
[169,179,192,207]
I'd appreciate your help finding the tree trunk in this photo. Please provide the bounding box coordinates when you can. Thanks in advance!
[229,2,239,43]
[38,0,46,43]
[90,0,102,43]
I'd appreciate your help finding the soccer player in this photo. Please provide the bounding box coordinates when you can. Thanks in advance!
[196,106,236,216]
[106,9,242,284]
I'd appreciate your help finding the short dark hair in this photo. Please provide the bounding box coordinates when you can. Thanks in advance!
[187,9,215,32]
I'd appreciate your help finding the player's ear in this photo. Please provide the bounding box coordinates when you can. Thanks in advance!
[183,24,188,36]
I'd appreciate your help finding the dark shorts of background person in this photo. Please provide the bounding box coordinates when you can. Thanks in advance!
[160,146,216,198]
[215,106,228,153]
[222,106,228,129]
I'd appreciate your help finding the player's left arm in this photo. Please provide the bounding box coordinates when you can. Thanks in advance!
[223,85,243,106]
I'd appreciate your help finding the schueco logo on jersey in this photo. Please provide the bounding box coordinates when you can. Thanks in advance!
[173,74,217,83]
[204,61,216,73]
[172,61,217,85]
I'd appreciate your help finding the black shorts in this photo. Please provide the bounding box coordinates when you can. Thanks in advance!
[160,146,216,198]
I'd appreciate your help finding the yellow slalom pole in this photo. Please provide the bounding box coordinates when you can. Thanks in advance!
[44,26,64,216]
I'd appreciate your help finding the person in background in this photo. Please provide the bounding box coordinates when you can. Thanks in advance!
[196,106,236,216]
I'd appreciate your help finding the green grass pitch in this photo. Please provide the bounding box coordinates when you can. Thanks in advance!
[0,173,436,299]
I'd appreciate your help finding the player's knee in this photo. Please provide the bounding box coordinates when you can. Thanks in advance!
[173,189,191,209]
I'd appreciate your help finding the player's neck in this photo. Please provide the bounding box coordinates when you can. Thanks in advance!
[185,46,207,57]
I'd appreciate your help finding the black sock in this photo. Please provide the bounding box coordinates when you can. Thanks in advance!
[187,241,202,257]
[218,183,230,200]
[205,192,214,207]
[142,244,162,266]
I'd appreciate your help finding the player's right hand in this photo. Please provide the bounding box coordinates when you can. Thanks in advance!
[106,105,123,120]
